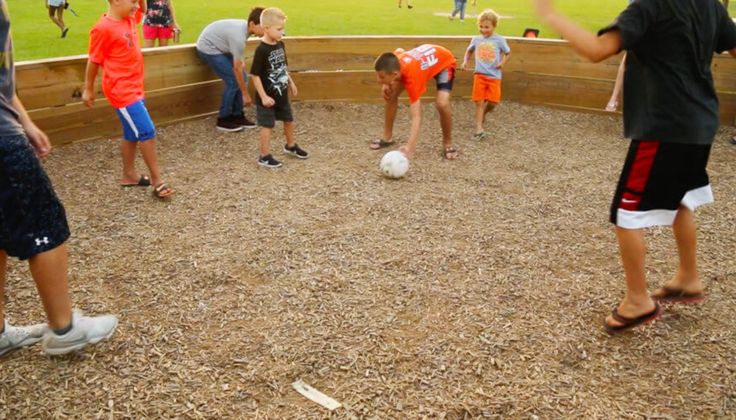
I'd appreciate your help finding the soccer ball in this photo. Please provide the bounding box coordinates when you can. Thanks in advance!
[379,150,409,178]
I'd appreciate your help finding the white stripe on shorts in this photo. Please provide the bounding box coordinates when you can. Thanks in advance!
[616,184,714,229]
[118,107,140,139]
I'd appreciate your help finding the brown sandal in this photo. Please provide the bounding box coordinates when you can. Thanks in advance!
[604,303,661,335]
[153,183,175,199]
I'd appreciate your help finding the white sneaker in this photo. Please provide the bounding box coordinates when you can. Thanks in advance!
[0,320,46,357]
[42,310,118,355]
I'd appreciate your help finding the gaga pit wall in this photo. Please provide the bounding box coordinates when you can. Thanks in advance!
[16,36,736,146]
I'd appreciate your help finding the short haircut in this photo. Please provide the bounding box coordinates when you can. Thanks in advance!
[248,6,266,25]
[260,7,287,27]
[477,9,500,27]
[374,52,400,73]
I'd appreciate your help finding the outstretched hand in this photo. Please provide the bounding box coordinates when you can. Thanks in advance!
[532,0,554,21]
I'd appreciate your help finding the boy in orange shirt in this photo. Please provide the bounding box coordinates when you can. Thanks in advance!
[372,44,458,160]
[83,0,174,198]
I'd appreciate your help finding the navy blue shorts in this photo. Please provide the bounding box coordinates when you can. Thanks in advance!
[0,134,70,260]
[256,100,294,129]
[115,99,156,142]
[434,66,456,92]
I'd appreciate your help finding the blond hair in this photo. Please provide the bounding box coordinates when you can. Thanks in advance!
[477,9,499,27]
[260,7,287,27]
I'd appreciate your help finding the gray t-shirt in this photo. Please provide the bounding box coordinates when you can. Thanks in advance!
[467,34,510,79]
[196,19,248,57]
[0,2,23,136]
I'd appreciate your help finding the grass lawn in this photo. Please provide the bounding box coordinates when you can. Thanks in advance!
[8,0,724,62]
[8,0,736,61]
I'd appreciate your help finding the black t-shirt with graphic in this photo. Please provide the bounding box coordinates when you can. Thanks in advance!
[599,0,736,144]
[250,41,290,108]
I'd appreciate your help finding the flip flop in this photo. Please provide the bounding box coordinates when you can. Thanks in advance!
[652,286,705,304]
[370,139,395,150]
[153,183,175,199]
[121,175,151,187]
[605,303,662,335]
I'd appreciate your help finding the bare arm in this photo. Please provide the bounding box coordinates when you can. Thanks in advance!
[461,46,473,70]
[403,101,422,157]
[233,58,251,105]
[288,74,298,97]
[532,0,622,62]
[497,51,511,68]
[251,74,274,107]
[82,61,100,107]
[12,95,52,157]
[167,0,179,29]
[139,0,146,14]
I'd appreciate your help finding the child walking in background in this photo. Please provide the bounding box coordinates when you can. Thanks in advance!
[462,9,510,140]
[83,0,175,199]
[142,0,180,48]
[532,0,736,334]
[250,7,309,168]
[372,44,458,159]
[46,0,69,38]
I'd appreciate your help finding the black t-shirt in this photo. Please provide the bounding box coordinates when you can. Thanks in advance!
[599,0,736,144]
[250,41,290,108]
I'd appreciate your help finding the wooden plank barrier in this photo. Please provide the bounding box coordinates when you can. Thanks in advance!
[16,36,735,146]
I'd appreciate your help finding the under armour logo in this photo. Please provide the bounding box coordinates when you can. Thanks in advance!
[35,237,50,246]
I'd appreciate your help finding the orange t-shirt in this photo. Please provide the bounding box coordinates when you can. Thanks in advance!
[88,10,145,108]
[396,44,456,103]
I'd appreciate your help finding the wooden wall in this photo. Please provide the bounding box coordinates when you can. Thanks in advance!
[16,36,736,146]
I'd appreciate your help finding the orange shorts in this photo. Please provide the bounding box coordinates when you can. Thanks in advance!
[471,74,501,103]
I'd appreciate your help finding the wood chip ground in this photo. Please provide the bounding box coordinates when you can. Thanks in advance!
[1,101,735,418]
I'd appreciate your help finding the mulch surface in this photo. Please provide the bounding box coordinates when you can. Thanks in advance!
[2,101,735,418]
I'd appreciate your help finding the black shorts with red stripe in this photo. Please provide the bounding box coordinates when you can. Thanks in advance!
[610,140,712,229]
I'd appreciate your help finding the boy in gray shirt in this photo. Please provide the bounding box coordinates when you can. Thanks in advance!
[196,7,264,132]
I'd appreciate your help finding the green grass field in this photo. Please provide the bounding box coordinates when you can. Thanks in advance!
[8,0,736,62]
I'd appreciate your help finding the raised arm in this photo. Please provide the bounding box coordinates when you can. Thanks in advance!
[139,0,146,15]
[532,0,622,62]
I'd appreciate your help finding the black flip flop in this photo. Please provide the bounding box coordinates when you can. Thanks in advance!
[121,175,151,187]
[652,286,705,304]
[605,303,662,335]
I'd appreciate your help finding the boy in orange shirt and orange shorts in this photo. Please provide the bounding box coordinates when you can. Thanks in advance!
[462,9,511,141]
[83,0,174,199]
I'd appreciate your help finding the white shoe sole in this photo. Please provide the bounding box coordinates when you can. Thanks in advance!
[216,126,244,132]
[43,319,118,355]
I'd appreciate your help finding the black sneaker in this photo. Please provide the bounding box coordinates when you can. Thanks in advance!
[283,144,309,159]
[730,136,736,145]
[216,117,243,132]
[258,154,282,168]
[233,114,257,129]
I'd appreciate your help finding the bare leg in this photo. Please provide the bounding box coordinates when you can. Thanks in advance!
[143,39,156,48]
[284,121,295,148]
[653,206,703,295]
[605,227,657,327]
[48,7,64,31]
[158,38,170,47]
[0,251,6,327]
[259,127,272,156]
[382,96,399,142]
[120,140,143,185]
[28,244,73,330]
[436,90,453,150]
[483,102,497,124]
[137,139,163,187]
[474,100,485,134]
[606,54,626,112]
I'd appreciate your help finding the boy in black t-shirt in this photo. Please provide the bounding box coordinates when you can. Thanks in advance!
[250,7,308,168]
[532,0,736,334]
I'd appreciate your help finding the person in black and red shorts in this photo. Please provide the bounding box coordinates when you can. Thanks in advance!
[533,0,736,334]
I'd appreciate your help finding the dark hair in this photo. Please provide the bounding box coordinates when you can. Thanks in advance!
[374,52,400,72]
[248,6,266,25]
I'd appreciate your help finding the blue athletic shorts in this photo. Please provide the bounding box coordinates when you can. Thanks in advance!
[115,99,156,142]
[0,134,70,260]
